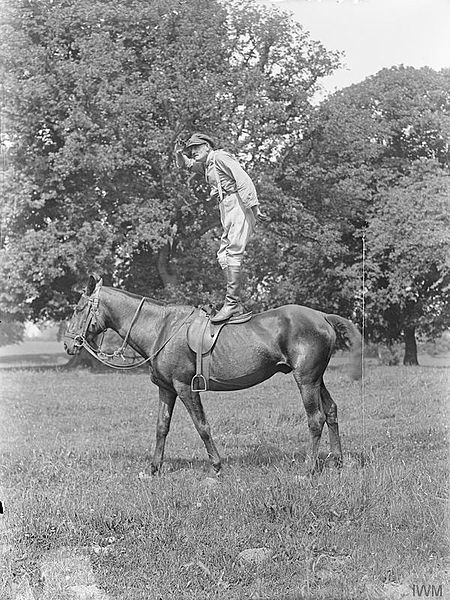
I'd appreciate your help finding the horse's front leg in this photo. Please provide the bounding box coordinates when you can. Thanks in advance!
[151,387,177,475]
[176,382,222,474]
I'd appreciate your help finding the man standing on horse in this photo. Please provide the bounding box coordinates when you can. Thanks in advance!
[174,133,266,323]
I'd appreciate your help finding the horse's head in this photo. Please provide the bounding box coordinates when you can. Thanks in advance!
[64,275,106,355]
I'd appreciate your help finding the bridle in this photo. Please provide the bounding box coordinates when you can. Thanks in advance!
[66,283,195,370]
[65,283,104,351]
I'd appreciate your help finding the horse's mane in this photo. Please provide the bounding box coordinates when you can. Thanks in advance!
[106,285,189,310]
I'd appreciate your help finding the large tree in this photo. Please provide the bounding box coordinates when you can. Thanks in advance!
[273,66,450,361]
[365,161,450,365]
[0,0,340,324]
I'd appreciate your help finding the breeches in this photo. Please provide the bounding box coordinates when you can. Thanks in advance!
[217,193,256,269]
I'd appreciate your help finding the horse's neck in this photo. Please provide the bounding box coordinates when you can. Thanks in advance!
[102,289,163,352]
[101,288,189,357]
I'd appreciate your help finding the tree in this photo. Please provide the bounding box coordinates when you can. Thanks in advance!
[0,317,25,346]
[274,66,450,361]
[0,0,340,325]
[365,161,450,365]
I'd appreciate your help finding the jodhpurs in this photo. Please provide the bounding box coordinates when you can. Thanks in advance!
[217,193,256,269]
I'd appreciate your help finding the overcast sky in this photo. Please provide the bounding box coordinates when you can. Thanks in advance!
[257,0,450,93]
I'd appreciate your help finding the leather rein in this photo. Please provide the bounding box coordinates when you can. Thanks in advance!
[66,291,195,371]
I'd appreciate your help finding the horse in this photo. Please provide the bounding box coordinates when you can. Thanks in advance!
[64,275,361,475]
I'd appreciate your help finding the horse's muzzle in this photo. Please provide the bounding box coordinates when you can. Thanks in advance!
[63,335,83,355]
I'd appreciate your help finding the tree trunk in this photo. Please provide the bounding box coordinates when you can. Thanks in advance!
[157,242,179,301]
[157,242,178,288]
[403,326,419,365]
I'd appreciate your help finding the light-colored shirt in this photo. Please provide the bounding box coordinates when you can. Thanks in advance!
[183,150,259,209]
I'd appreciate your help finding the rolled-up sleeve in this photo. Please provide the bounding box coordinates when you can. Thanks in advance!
[178,155,204,175]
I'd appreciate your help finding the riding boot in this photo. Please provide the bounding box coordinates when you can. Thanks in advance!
[211,265,243,323]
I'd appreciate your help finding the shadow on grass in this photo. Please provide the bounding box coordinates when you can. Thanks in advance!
[0,361,150,374]
[165,443,308,473]
[412,364,450,369]
[344,448,376,468]
[0,364,66,372]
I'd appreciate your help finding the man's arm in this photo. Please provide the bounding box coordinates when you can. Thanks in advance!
[215,152,267,221]
[215,152,258,209]
[174,140,194,169]
[174,141,205,175]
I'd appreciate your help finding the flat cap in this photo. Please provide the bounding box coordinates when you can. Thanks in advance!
[185,133,216,149]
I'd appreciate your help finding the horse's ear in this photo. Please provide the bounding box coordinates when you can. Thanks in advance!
[86,275,98,296]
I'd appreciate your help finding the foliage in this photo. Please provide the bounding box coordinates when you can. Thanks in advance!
[0,0,340,321]
[0,316,25,346]
[277,66,450,355]
[364,160,450,342]
[2,0,448,364]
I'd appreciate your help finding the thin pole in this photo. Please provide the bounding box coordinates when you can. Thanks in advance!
[0,82,5,247]
[361,229,366,455]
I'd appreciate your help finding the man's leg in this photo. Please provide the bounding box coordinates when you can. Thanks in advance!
[212,195,255,323]
[216,200,229,270]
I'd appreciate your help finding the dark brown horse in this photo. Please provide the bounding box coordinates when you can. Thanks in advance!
[64,275,361,475]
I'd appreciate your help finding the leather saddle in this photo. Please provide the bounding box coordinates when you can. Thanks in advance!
[187,306,252,392]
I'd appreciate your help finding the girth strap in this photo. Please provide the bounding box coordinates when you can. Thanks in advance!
[191,315,210,392]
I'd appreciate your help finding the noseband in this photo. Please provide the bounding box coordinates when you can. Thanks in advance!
[65,285,103,349]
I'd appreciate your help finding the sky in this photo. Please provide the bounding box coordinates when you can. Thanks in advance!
[256,0,450,94]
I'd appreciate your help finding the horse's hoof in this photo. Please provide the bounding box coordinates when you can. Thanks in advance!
[212,463,222,476]
[324,451,343,469]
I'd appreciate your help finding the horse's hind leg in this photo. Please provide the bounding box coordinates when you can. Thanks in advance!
[151,387,177,475]
[176,383,222,474]
[294,376,326,474]
[321,380,343,468]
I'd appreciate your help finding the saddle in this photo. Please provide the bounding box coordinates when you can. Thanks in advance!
[187,306,252,392]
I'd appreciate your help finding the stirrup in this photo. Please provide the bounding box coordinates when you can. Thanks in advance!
[191,373,208,392]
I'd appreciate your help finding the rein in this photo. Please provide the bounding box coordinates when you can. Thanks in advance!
[76,299,195,371]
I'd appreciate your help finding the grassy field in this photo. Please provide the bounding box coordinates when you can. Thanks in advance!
[0,362,448,599]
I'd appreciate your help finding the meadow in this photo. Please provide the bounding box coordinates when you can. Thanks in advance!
[0,361,448,599]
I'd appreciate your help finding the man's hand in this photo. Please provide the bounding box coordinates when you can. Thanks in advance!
[174,138,186,154]
[252,206,268,224]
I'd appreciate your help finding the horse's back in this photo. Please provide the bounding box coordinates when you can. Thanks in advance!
[211,304,334,377]
[253,304,333,335]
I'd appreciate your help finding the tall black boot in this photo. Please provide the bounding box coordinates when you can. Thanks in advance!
[211,265,243,323]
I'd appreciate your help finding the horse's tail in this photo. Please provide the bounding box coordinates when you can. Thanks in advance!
[325,314,362,380]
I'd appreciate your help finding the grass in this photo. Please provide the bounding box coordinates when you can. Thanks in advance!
[0,363,448,599]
